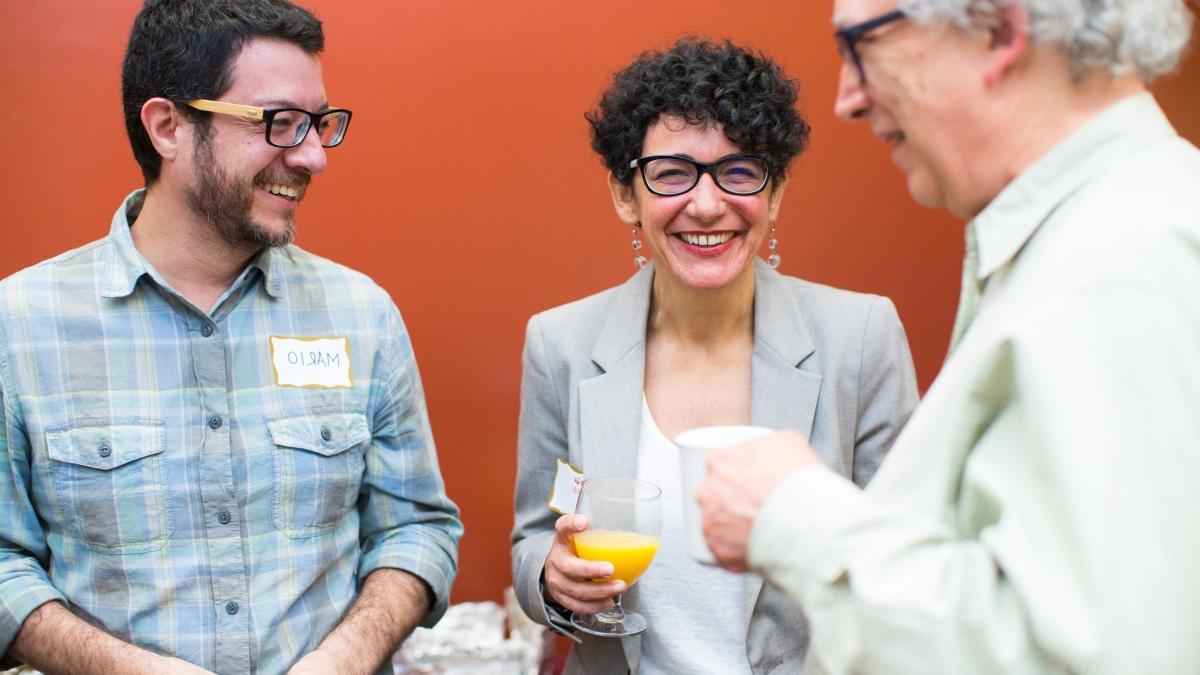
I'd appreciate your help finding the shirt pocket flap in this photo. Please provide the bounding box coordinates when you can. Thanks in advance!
[46,418,166,471]
[266,411,370,456]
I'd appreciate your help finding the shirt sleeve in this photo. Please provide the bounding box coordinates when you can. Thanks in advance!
[749,284,1200,674]
[851,296,918,486]
[357,303,462,627]
[0,339,66,657]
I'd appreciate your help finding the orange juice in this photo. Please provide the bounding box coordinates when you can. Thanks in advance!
[573,529,660,586]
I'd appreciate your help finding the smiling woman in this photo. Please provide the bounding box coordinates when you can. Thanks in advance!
[510,37,921,675]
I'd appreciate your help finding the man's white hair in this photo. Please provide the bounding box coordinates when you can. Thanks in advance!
[905,0,1195,83]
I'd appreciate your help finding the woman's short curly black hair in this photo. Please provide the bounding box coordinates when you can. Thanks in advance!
[587,37,810,187]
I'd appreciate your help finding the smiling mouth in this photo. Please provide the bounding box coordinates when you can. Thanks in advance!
[879,130,906,145]
[677,231,736,247]
[257,181,303,201]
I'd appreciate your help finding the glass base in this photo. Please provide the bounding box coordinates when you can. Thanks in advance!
[570,608,648,638]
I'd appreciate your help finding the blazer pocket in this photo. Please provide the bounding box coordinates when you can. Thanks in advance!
[267,410,370,538]
[45,417,172,553]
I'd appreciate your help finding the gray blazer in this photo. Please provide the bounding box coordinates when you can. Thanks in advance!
[511,259,918,674]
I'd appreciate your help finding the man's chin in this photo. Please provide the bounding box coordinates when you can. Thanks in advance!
[241,219,296,248]
[905,175,947,212]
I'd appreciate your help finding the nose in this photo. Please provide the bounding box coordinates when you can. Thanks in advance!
[282,125,328,176]
[685,173,728,221]
[834,60,870,122]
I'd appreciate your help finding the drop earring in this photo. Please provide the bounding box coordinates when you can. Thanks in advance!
[632,223,647,270]
[767,224,780,269]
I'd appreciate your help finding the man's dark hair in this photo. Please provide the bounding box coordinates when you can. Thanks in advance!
[121,0,324,184]
[587,37,810,187]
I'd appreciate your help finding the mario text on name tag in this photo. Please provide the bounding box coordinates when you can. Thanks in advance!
[270,336,353,388]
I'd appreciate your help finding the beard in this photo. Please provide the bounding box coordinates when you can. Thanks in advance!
[184,132,308,249]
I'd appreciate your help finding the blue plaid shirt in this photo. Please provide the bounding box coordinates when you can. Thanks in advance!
[0,191,462,674]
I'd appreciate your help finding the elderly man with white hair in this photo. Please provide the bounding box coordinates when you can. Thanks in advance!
[696,1,1200,673]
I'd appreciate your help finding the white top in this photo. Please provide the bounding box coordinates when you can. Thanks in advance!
[635,397,753,675]
[750,93,1200,674]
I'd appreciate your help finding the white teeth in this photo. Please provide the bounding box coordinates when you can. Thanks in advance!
[680,232,734,246]
[260,182,299,199]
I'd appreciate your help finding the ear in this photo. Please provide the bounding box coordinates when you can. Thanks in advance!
[607,172,641,225]
[983,1,1032,87]
[766,177,788,221]
[140,97,187,163]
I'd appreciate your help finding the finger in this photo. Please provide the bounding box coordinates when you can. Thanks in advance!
[546,576,626,612]
[550,575,626,602]
[545,560,626,606]
[712,544,750,574]
[547,551,617,588]
[557,594,617,616]
[554,513,588,542]
[552,551,615,581]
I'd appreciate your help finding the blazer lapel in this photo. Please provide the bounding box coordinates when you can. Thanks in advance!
[745,259,823,628]
[578,264,653,481]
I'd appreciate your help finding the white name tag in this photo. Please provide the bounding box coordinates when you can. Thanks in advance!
[270,336,353,388]
[547,459,584,515]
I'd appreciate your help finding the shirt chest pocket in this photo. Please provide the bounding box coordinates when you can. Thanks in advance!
[45,418,173,553]
[267,411,370,538]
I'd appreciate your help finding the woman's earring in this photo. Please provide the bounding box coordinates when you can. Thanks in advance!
[767,224,780,269]
[632,223,647,270]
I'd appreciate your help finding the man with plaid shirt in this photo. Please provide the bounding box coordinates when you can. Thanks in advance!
[0,2,461,673]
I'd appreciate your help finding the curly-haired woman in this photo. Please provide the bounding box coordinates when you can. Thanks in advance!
[511,38,919,674]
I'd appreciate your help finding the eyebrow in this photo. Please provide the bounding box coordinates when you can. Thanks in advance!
[831,13,854,29]
[251,98,332,111]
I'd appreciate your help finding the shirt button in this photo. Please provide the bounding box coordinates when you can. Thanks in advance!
[98,443,112,458]
[320,426,333,442]
[208,416,222,430]
[200,324,214,337]
[217,510,232,525]
[225,601,239,615]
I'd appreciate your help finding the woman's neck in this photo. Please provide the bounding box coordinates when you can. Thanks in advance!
[647,263,756,344]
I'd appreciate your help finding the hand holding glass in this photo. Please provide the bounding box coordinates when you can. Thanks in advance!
[569,477,662,637]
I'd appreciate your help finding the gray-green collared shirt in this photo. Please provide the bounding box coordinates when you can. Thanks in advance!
[751,93,1200,674]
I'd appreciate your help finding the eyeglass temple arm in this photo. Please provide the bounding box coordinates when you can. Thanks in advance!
[187,99,265,121]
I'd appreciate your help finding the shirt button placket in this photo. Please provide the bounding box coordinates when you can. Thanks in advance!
[191,316,250,673]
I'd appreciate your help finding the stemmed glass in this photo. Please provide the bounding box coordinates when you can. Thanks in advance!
[569,477,662,637]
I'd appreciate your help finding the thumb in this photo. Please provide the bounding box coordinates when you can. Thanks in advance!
[555,513,589,542]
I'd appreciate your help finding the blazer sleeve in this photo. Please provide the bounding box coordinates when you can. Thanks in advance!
[510,315,576,636]
[851,296,918,486]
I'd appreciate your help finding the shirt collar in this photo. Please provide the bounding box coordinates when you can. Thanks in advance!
[100,188,285,300]
[100,189,152,298]
[247,245,285,299]
[971,92,1178,281]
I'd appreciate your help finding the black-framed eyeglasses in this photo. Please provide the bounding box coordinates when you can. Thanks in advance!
[186,99,353,148]
[629,154,770,196]
[834,8,909,85]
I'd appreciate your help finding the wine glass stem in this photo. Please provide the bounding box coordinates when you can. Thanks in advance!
[595,594,627,625]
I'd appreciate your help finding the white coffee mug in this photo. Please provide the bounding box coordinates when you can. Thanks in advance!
[674,425,774,564]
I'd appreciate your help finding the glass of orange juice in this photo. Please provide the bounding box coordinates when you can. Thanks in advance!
[569,476,662,637]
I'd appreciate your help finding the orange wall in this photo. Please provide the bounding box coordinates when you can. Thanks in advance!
[1,2,1197,604]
